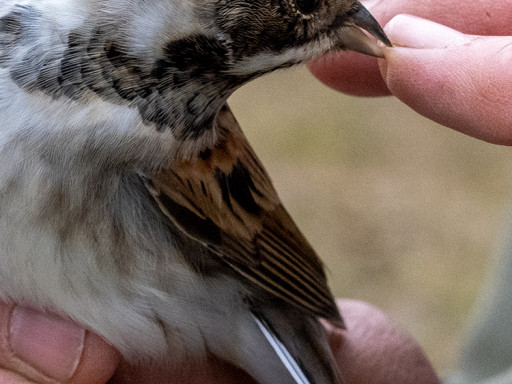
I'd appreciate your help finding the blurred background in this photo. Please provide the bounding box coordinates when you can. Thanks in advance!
[229,67,512,376]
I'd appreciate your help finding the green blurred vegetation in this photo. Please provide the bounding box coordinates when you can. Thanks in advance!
[229,67,512,375]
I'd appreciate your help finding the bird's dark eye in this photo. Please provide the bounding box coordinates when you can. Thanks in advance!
[295,0,321,14]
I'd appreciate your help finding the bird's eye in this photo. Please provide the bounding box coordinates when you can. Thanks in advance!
[294,0,321,14]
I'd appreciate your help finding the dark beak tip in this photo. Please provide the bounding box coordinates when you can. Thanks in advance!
[378,33,393,48]
[353,1,393,48]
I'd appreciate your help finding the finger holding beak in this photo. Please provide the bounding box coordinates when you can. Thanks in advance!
[338,1,392,58]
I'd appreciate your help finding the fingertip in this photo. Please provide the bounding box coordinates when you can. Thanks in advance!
[332,299,441,384]
[0,302,120,384]
[377,52,389,84]
[378,29,512,145]
[309,51,391,97]
[70,331,120,384]
[378,14,469,95]
[335,299,391,332]
[384,14,469,49]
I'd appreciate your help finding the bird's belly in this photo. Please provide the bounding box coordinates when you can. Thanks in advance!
[0,163,244,362]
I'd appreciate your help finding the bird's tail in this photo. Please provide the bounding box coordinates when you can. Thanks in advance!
[251,311,343,384]
[249,308,344,384]
[205,304,343,384]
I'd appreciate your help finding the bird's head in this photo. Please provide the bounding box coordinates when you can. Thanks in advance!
[3,0,390,141]
[102,0,390,136]
[28,0,389,141]
[108,0,389,81]
[209,0,391,75]
[132,0,390,84]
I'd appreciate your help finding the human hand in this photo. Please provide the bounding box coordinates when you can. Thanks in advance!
[309,0,512,145]
[0,300,120,384]
[0,299,440,384]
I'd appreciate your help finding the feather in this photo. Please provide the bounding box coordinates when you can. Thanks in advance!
[251,311,312,384]
[143,104,343,327]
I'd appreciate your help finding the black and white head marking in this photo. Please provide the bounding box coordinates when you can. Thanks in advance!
[1,0,388,143]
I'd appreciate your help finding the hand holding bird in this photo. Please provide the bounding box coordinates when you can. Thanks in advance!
[0,299,440,384]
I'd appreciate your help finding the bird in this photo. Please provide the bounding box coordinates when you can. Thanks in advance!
[0,0,391,383]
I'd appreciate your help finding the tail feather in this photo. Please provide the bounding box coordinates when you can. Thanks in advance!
[203,304,344,384]
[250,308,344,384]
[251,311,311,384]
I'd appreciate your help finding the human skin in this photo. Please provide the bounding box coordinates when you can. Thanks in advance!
[0,299,440,384]
[7,0,507,381]
[309,0,512,145]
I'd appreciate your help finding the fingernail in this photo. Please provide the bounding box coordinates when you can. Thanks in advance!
[385,14,469,49]
[10,306,85,381]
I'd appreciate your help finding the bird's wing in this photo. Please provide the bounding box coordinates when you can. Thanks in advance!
[143,104,342,325]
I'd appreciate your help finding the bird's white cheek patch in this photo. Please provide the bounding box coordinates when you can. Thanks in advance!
[227,48,308,76]
[227,38,336,76]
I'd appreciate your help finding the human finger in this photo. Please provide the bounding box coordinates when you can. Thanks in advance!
[367,0,512,36]
[330,299,441,384]
[379,15,512,145]
[0,301,120,384]
[309,0,512,96]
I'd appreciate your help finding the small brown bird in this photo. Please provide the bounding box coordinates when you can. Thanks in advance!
[0,0,390,382]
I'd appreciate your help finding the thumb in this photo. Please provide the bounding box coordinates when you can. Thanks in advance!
[0,301,120,384]
[380,15,512,145]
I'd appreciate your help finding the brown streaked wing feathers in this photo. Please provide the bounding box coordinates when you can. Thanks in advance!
[144,104,342,325]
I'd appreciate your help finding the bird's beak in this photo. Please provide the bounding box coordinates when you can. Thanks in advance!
[336,2,392,58]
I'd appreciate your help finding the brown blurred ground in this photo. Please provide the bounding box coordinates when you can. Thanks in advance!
[229,67,512,375]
